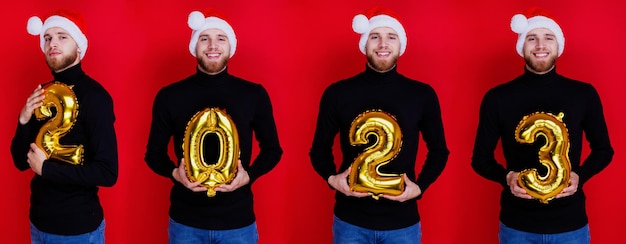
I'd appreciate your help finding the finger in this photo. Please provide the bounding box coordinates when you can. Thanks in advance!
[190,186,208,192]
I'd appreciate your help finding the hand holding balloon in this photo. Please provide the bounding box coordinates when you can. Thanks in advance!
[27,143,47,175]
[328,167,370,198]
[555,171,579,198]
[381,174,422,202]
[173,158,208,192]
[506,171,532,199]
[215,160,249,192]
[19,85,45,125]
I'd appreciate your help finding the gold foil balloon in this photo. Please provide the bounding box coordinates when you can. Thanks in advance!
[515,112,571,204]
[348,110,404,200]
[34,82,84,165]
[183,108,239,197]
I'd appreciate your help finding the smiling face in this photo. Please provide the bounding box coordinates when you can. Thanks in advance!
[365,27,400,72]
[43,27,80,72]
[522,27,558,74]
[195,28,230,74]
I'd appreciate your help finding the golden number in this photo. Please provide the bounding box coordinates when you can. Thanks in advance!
[348,110,404,200]
[515,112,571,203]
[34,82,83,165]
[183,108,239,197]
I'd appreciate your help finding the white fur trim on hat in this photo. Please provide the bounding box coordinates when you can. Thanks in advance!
[27,15,88,60]
[511,15,564,57]
[353,14,407,56]
[188,11,237,58]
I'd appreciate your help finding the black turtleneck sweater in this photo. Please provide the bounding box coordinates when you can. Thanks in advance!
[10,63,118,235]
[309,65,449,230]
[471,67,614,234]
[145,67,282,230]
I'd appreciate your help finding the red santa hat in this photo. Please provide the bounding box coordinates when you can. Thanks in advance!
[26,9,88,60]
[352,6,407,56]
[510,7,565,57]
[187,8,237,58]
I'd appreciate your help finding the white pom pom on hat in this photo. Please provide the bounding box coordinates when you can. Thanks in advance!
[187,11,205,30]
[352,14,369,34]
[26,9,89,60]
[510,7,565,57]
[27,16,43,35]
[510,14,528,34]
[187,8,237,58]
[352,6,408,56]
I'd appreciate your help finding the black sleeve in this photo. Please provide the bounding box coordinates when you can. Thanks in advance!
[309,87,340,182]
[247,86,283,183]
[415,86,450,194]
[145,89,177,181]
[574,84,614,184]
[471,89,509,187]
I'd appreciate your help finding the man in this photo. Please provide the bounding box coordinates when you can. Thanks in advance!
[309,6,449,243]
[471,7,614,243]
[144,8,282,243]
[11,9,118,243]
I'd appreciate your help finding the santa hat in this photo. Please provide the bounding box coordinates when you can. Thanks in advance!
[187,8,237,58]
[352,6,407,56]
[27,9,88,60]
[510,7,565,57]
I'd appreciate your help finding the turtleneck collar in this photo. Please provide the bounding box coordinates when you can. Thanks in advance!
[51,63,85,85]
[520,65,560,86]
[195,66,229,80]
[363,63,400,83]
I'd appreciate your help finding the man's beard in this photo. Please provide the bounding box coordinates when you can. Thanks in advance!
[367,54,398,72]
[197,56,228,74]
[525,55,556,73]
[46,51,78,72]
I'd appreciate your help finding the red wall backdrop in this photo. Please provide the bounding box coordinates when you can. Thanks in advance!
[1,1,624,243]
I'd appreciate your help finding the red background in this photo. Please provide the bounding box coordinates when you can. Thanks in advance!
[2,1,624,243]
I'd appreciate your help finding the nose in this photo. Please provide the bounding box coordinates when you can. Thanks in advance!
[48,36,60,48]
[379,38,389,48]
[207,38,218,49]
[536,38,546,49]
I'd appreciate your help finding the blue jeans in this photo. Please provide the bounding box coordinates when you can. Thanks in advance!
[168,218,258,244]
[30,220,105,244]
[332,215,421,244]
[499,222,590,244]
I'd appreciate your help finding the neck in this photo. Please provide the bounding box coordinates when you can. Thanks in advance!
[53,59,81,73]
[198,65,227,75]
[525,64,555,75]
[367,62,396,73]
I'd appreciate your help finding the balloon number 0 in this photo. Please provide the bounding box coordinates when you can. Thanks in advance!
[515,112,571,204]
[183,108,239,197]
[34,82,84,165]
[348,110,404,200]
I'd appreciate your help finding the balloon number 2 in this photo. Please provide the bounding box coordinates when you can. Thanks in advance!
[348,110,404,200]
[34,82,84,165]
[183,108,239,197]
[515,112,571,204]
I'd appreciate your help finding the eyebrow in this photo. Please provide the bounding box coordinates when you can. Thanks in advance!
[199,34,228,38]
[526,33,556,38]
[368,32,398,36]
[43,31,70,37]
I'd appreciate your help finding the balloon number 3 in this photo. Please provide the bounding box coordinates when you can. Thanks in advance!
[183,108,239,197]
[515,112,571,204]
[348,110,404,200]
[34,82,84,165]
